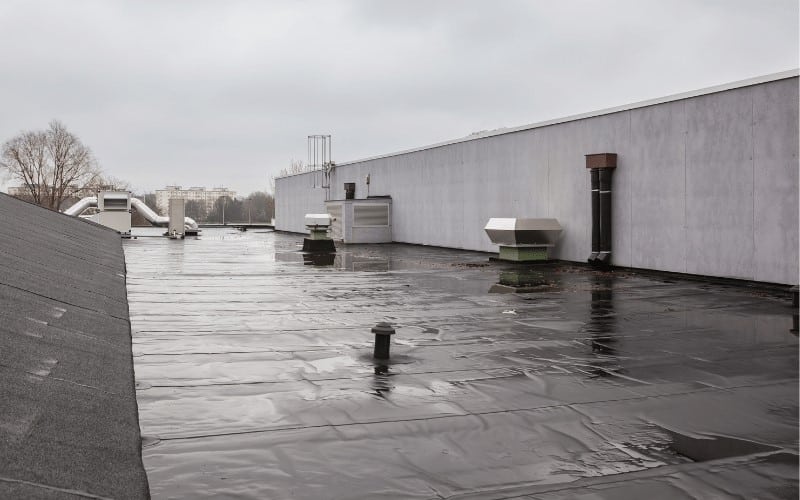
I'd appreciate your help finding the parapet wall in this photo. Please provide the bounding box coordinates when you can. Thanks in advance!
[276,73,799,285]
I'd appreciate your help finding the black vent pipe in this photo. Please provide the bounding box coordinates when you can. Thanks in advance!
[585,154,617,266]
[598,168,613,263]
[589,169,600,262]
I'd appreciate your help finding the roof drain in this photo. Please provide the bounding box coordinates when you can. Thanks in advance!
[586,153,617,267]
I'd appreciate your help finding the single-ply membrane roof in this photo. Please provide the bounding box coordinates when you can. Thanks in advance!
[125,228,798,499]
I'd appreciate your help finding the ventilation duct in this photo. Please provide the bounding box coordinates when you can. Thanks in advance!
[585,154,617,266]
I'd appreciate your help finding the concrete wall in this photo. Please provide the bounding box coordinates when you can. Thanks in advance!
[276,75,799,284]
[275,171,328,234]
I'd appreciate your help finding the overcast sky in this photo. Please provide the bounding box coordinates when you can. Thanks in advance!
[0,0,797,196]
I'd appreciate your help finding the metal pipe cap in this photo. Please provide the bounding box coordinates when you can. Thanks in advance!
[371,322,396,335]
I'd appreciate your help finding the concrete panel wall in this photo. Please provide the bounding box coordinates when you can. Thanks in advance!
[628,101,688,273]
[685,86,756,279]
[275,172,328,234]
[752,78,799,284]
[275,76,798,284]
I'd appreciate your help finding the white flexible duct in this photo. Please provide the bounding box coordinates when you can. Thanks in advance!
[63,196,98,216]
[63,196,198,230]
[129,198,198,229]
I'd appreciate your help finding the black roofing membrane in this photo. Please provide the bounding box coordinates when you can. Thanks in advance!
[125,227,798,499]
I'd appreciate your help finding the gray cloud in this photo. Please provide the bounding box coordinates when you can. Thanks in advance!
[0,0,796,195]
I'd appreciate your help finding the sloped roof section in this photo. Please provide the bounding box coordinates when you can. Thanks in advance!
[0,193,149,499]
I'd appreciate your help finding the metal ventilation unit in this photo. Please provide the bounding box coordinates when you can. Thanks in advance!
[168,198,185,239]
[325,194,392,244]
[302,213,335,252]
[97,191,132,237]
[484,218,562,261]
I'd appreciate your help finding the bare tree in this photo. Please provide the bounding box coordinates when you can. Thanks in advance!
[242,191,274,222]
[207,196,242,224]
[277,159,307,177]
[184,199,207,222]
[1,120,100,210]
[89,174,130,192]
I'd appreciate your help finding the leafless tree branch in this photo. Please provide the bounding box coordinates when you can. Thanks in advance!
[1,120,100,210]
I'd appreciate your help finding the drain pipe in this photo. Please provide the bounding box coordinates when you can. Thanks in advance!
[585,154,617,266]
[589,169,600,262]
[598,168,614,263]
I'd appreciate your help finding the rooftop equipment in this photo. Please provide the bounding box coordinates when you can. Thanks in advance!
[325,192,392,244]
[96,191,132,237]
[302,213,336,252]
[64,195,200,235]
[168,198,186,239]
[484,218,562,261]
[372,322,396,360]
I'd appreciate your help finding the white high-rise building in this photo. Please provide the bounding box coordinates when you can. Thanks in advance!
[155,186,236,214]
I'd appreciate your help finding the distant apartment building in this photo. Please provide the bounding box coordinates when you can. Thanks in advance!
[7,186,28,197]
[155,186,236,214]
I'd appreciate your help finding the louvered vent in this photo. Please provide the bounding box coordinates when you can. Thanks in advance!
[354,204,389,226]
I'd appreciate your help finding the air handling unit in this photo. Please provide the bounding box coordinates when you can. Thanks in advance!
[325,189,392,244]
[484,218,562,261]
[96,191,132,237]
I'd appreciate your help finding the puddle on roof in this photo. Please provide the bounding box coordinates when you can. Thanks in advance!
[488,269,559,294]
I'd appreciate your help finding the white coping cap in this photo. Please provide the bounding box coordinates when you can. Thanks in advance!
[484,218,562,246]
[484,218,562,232]
[305,213,332,226]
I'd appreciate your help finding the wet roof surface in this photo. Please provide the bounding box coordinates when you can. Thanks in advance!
[0,194,148,499]
[125,228,798,499]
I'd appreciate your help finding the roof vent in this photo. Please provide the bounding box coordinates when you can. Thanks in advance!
[303,213,335,252]
[484,218,562,261]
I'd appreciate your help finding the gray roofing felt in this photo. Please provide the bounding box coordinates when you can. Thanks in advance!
[128,228,798,499]
[0,193,149,499]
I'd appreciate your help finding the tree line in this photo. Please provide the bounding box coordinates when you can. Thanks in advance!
[190,193,274,224]
[138,193,275,224]
[1,120,275,224]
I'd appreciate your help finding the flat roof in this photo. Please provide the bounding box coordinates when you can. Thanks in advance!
[126,228,798,498]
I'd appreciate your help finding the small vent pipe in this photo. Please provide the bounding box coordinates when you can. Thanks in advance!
[585,154,617,266]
